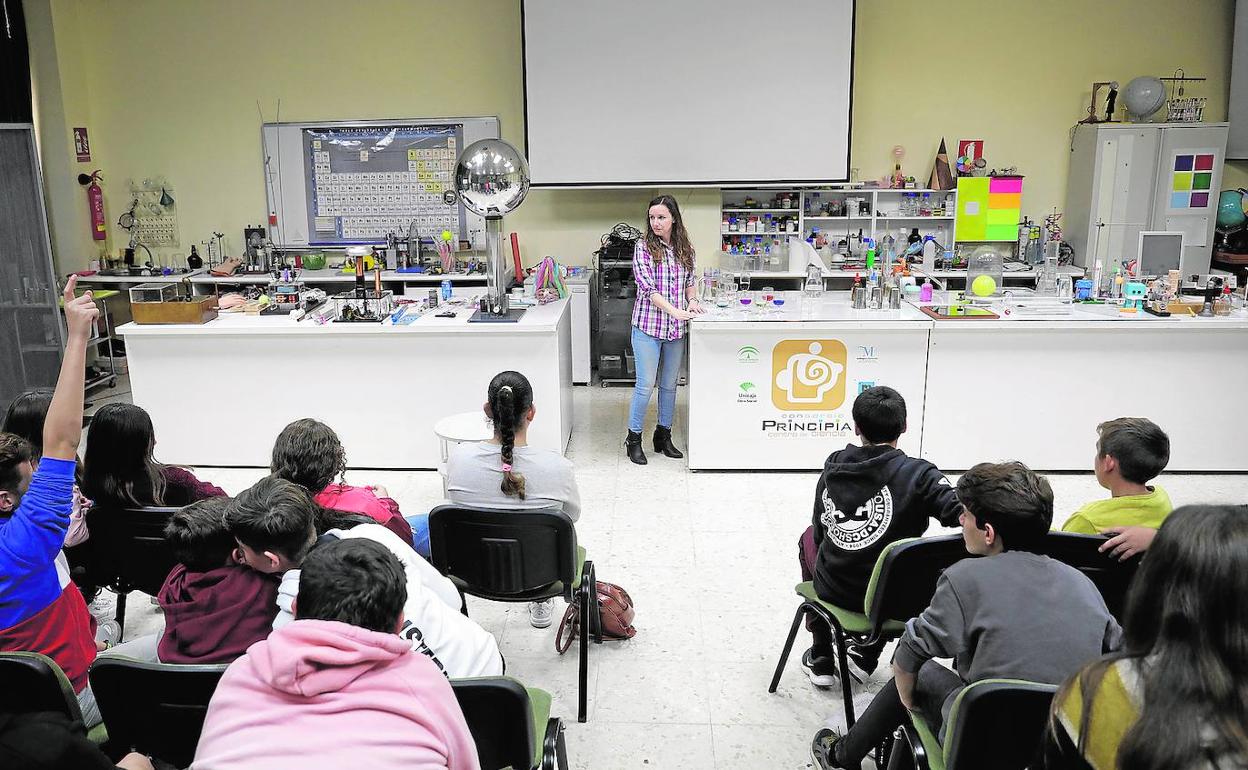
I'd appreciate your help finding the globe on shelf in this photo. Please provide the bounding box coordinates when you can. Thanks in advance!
[1122,76,1166,122]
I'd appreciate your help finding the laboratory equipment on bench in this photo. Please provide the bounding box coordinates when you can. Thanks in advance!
[129,283,218,325]
[454,138,529,323]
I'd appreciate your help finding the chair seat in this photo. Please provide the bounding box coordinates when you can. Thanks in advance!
[794,582,904,637]
[525,685,552,769]
[909,713,945,770]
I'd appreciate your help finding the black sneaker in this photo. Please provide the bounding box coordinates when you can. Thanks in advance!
[846,644,880,680]
[810,727,845,769]
[801,649,838,688]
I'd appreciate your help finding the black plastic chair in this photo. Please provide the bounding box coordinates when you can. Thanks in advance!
[0,651,83,721]
[88,657,226,767]
[428,505,598,723]
[895,678,1057,770]
[84,505,181,638]
[1036,532,1141,622]
[452,676,568,770]
[770,534,970,728]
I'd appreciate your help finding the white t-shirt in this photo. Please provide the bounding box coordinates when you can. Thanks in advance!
[274,523,503,679]
[446,441,581,521]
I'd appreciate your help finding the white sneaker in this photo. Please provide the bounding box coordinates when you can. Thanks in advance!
[95,620,122,648]
[529,599,554,629]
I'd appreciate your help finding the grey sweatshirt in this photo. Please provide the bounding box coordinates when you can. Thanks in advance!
[895,550,1123,685]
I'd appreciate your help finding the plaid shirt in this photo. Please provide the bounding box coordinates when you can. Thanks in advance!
[631,239,695,341]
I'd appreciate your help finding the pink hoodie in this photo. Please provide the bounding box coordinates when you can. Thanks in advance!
[192,619,479,770]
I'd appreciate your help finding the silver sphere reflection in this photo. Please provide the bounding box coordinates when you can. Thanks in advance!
[454,139,530,218]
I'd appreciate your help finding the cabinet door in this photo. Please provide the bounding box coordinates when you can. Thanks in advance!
[1152,125,1228,275]
[1090,128,1160,267]
[0,126,64,405]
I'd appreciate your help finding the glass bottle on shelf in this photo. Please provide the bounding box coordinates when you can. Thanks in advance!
[920,193,932,216]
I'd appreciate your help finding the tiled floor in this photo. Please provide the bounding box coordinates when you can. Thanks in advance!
[95,384,1248,769]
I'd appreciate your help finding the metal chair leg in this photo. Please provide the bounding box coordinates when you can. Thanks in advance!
[542,717,567,770]
[584,561,602,644]
[113,591,127,641]
[577,571,591,722]
[769,605,806,693]
[833,622,855,728]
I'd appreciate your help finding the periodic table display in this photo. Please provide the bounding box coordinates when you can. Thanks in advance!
[304,124,461,245]
[261,118,500,249]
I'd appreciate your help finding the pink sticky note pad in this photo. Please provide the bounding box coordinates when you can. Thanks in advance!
[989,177,1023,194]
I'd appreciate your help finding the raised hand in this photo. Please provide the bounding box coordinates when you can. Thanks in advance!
[62,275,100,341]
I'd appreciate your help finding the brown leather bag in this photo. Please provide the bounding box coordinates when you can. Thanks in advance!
[555,581,636,653]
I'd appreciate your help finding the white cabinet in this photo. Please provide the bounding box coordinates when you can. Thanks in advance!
[567,273,593,384]
[1065,123,1227,276]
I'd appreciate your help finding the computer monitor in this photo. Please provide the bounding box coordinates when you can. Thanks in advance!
[1137,231,1185,276]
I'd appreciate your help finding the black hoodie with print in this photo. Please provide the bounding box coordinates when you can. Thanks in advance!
[811,443,962,608]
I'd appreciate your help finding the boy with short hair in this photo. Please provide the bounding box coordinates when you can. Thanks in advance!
[227,476,503,678]
[801,386,962,685]
[192,538,480,770]
[811,461,1123,769]
[1061,417,1172,535]
[0,279,108,726]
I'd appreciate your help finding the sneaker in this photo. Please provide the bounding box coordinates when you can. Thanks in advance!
[801,649,838,688]
[810,727,845,769]
[95,620,122,649]
[846,644,880,681]
[528,599,554,629]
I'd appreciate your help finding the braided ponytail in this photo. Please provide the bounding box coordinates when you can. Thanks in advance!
[488,373,532,499]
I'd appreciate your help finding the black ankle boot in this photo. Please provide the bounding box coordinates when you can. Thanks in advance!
[625,430,648,465]
[652,425,684,458]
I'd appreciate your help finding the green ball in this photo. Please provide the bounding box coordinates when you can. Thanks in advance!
[971,274,997,297]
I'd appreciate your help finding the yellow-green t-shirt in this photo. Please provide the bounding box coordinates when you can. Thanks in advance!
[1060,486,1173,535]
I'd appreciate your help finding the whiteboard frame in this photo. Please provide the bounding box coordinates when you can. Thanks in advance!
[519,0,856,188]
[261,117,500,248]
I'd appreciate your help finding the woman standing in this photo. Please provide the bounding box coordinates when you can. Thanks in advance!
[626,195,703,465]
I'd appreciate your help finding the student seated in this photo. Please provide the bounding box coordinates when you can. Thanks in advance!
[270,418,413,546]
[101,497,280,663]
[0,279,109,727]
[3,390,91,552]
[441,370,582,629]
[227,476,503,678]
[1061,417,1172,535]
[81,403,226,509]
[800,386,961,685]
[811,461,1123,770]
[191,538,480,770]
[1044,504,1248,770]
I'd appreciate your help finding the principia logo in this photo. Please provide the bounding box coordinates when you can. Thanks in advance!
[856,345,879,361]
[772,340,848,410]
[737,345,760,363]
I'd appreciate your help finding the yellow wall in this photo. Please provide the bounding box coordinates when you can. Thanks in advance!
[29,0,1238,273]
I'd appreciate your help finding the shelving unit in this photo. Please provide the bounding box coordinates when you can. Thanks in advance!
[58,290,119,393]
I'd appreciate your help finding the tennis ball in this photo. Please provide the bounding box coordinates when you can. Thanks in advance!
[971,274,997,297]
[441,230,455,242]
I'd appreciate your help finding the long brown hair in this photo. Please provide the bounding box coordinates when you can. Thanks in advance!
[1047,504,1248,767]
[487,371,533,500]
[644,194,695,272]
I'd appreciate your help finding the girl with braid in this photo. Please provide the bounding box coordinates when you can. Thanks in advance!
[445,371,581,628]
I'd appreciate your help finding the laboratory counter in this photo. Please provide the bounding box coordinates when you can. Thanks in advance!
[116,297,572,469]
[688,292,1248,472]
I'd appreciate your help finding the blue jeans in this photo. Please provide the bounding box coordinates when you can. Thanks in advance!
[406,514,432,559]
[629,326,685,433]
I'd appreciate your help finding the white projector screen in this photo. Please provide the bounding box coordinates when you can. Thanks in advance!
[522,0,855,186]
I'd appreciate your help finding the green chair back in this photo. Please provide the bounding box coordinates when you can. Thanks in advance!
[863,534,970,636]
[942,678,1056,770]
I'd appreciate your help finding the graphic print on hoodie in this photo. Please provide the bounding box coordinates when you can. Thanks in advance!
[812,444,962,608]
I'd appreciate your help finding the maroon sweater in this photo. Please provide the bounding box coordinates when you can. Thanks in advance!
[160,466,227,506]
[157,564,279,664]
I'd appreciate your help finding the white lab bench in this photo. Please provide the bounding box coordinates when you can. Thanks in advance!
[116,297,572,469]
[688,292,1248,471]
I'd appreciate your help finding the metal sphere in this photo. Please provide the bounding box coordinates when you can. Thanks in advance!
[454,139,530,218]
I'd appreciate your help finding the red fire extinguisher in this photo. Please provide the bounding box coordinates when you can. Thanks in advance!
[78,170,106,241]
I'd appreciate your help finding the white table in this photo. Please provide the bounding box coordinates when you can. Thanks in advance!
[688,291,1248,471]
[433,411,494,493]
[117,298,572,469]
